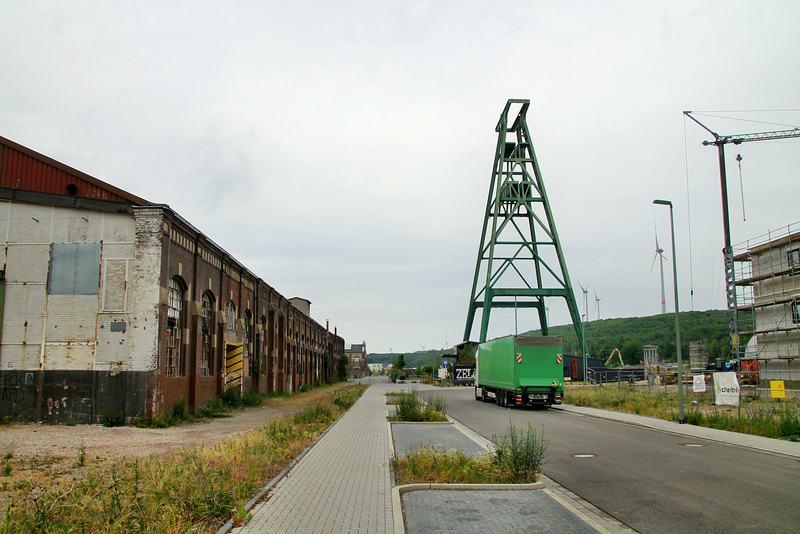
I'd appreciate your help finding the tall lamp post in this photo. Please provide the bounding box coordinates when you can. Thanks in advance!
[653,199,685,424]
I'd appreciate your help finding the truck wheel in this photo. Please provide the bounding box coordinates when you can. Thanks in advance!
[474,387,481,401]
[497,391,505,407]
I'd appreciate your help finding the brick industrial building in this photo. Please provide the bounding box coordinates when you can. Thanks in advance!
[0,135,345,423]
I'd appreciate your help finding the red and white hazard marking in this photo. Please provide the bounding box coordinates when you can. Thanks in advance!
[516,353,522,363]
[556,353,563,364]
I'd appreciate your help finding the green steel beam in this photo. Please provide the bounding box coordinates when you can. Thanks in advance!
[464,99,585,351]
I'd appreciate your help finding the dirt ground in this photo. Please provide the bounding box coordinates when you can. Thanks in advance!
[0,404,303,465]
[0,383,355,507]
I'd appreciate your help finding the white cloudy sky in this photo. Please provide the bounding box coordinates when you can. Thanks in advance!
[1,1,798,353]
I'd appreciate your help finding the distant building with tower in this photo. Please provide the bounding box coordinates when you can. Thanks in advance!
[345,341,367,377]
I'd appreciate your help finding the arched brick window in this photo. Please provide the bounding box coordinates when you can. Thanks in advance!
[243,310,252,362]
[225,301,236,332]
[166,277,185,377]
[201,292,214,376]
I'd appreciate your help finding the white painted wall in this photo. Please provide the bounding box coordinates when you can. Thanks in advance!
[0,200,149,372]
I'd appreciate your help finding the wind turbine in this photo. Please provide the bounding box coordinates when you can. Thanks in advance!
[651,225,667,314]
[577,281,590,379]
[577,281,590,323]
[594,289,602,321]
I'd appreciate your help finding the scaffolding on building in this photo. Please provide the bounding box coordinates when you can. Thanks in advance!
[733,221,800,388]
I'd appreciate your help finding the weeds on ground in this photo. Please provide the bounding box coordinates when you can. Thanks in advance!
[0,383,368,533]
[392,447,498,485]
[133,397,187,428]
[388,389,448,422]
[566,387,800,440]
[100,410,126,427]
[392,418,547,485]
[331,383,367,410]
[490,419,547,483]
[681,403,800,440]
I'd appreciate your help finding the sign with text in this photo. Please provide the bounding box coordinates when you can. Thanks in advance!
[714,372,740,406]
[453,365,475,385]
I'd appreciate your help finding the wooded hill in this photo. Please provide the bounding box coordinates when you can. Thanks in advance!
[368,309,736,369]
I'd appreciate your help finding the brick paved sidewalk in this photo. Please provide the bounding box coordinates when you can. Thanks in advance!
[233,383,395,534]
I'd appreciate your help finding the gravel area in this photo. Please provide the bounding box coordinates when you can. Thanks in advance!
[0,405,302,462]
[0,404,303,511]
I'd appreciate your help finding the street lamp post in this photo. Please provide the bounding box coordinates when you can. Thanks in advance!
[653,199,684,424]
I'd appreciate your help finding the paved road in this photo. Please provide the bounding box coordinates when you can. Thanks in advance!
[423,387,800,534]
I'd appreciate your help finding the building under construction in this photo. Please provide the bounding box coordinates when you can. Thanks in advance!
[734,222,800,389]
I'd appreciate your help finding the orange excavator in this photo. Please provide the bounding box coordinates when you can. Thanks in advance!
[605,348,624,368]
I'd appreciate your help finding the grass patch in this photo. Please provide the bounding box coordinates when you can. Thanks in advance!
[565,387,800,440]
[0,384,368,532]
[388,388,448,422]
[392,419,547,485]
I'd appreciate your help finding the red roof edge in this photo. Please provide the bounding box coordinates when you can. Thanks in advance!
[0,134,149,205]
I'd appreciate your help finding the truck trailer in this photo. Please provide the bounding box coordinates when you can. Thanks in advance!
[474,335,565,408]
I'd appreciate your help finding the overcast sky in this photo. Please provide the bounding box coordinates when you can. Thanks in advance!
[1,1,798,354]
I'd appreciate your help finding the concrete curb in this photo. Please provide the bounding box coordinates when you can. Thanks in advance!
[389,412,547,534]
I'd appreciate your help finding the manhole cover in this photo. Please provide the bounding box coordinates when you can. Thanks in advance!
[572,454,596,458]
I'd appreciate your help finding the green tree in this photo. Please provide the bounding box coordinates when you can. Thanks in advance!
[395,354,406,374]
[338,354,349,380]
[621,340,643,365]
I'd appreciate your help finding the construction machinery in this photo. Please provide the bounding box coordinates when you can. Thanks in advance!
[605,348,624,368]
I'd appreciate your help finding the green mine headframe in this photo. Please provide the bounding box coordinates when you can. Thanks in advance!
[464,99,585,351]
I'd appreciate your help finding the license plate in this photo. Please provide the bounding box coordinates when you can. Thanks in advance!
[530,393,546,400]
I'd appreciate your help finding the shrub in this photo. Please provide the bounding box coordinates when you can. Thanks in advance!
[195,397,231,419]
[133,398,187,428]
[394,390,424,421]
[426,393,448,416]
[100,410,126,427]
[222,387,243,408]
[241,391,264,407]
[390,389,448,422]
[491,419,547,483]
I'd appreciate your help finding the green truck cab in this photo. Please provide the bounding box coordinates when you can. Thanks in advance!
[474,335,565,408]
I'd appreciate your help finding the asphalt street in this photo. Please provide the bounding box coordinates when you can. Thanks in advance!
[422,386,800,534]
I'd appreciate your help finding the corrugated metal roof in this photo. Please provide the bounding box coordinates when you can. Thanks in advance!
[0,135,148,205]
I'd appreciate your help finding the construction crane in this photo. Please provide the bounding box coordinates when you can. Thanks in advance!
[684,112,800,363]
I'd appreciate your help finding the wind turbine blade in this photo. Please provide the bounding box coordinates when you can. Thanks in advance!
[650,253,658,273]
[654,222,659,252]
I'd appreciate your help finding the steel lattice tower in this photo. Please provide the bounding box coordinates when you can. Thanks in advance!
[464,99,585,350]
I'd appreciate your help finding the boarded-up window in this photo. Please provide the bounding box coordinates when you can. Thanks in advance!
[48,243,101,295]
[103,259,128,311]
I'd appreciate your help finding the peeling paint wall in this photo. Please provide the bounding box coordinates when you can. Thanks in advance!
[0,201,139,373]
